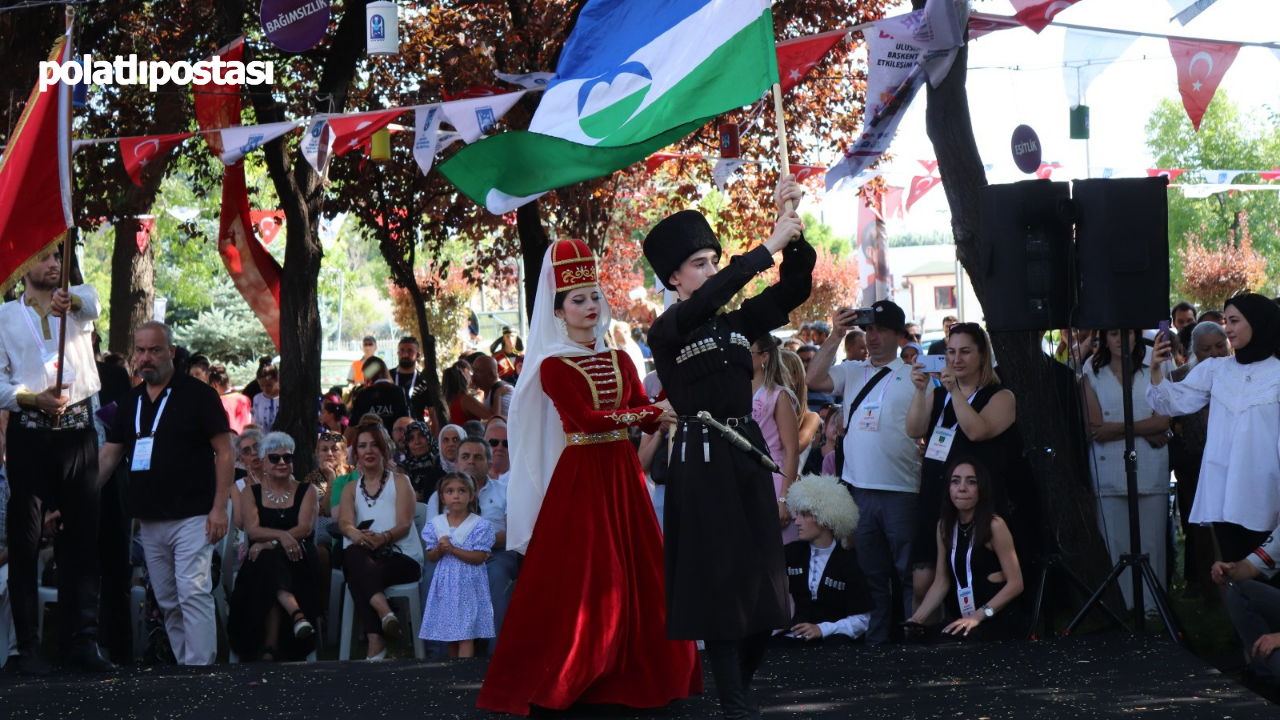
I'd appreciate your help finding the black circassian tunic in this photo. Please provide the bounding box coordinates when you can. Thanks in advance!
[648,238,815,641]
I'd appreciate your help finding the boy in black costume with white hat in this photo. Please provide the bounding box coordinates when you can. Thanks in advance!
[644,176,812,719]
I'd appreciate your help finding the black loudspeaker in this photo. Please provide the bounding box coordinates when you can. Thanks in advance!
[1072,177,1170,330]
[978,179,1074,332]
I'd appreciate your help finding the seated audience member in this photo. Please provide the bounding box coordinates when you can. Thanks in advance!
[391,416,414,463]
[907,458,1024,642]
[211,364,252,435]
[188,354,211,383]
[437,424,464,474]
[400,421,444,502]
[304,431,348,549]
[1215,529,1280,682]
[227,433,323,661]
[337,423,423,661]
[233,429,267,530]
[778,475,873,645]
[347,358,411,440]
[251,364,282,430]
[319,400,348,435]
[485,422,510,481]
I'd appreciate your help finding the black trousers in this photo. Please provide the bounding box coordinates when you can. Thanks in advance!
[342,546,420,636]
[5,424,101,656]
[97,470,134,663]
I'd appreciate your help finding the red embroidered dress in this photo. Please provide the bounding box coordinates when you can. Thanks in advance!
[476,349,702,715]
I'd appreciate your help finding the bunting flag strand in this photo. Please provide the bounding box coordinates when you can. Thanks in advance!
[120,133,193,187]
[905,175,941,212]
[1010,0,1082,33]
[218,121,302,165]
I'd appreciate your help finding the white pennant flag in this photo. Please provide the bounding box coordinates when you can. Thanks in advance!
[440,91,527,144]
[495,71,554,90]
[300,115,334,175]
[218,120,303,165]
[871,0,963,51]
[412,104,445,175]
[1062,30,1137,108]
[712,158,747,190]
[1202,169,1243,184]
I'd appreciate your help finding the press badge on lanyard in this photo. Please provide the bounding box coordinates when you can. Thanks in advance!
[924,391,978,463]
[132,390,171,472]
[952,524,977,618]
[853,369,893,433]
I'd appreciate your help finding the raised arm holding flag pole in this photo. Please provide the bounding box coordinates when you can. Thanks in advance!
[0,11,114,675]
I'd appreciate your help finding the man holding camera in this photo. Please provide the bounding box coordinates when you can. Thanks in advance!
[806,300,920,645]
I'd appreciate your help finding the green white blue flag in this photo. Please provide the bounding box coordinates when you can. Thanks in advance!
[441,0,777,214]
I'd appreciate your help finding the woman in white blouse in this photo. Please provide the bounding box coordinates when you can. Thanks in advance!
[1148,294,1280,564]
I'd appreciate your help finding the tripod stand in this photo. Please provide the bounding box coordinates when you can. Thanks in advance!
[1064,330,1184,644]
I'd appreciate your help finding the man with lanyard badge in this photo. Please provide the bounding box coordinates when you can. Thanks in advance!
[0,249,114,674]
[806,300,920,645]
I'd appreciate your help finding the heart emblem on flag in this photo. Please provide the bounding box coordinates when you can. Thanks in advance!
[577,62,653,139]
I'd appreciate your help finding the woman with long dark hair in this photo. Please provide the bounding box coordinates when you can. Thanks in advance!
[906,457,1024,641]
[442,363,492,426]
[1084,328,1170,610]
[905,323,1022,620]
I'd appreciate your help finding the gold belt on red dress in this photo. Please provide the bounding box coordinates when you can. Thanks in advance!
[565,428,629,446]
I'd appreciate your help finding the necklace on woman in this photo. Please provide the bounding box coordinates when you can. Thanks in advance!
[360,471,387,507]
[958,519,976,535]
[263,482,292,504]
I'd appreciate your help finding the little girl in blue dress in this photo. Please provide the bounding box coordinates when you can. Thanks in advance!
[421,472,495,658]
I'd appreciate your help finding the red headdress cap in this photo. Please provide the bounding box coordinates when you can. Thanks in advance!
[551,238,598,293]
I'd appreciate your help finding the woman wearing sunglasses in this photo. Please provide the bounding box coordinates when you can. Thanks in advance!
[227,432,323,661]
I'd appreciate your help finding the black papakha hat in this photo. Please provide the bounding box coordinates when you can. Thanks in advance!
[644,210,722,291]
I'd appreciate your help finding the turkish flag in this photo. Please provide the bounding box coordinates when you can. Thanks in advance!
[776,30,847,94]
[646,152,689,174]
[1169,39,1239,131]
[193,38,243,157]
[968,12,1023,39]
[793,165,826,183]
[443,85,515,101]
[1262,168,1280,181]
[135,217,154,253]
[905,176,941,213]
[0,32,73,291]
[327,108,407,157]
[250,210,283,244]
[220,164,282,349]
[1035,162,1062,179]
[919,159,938,174]
[1147,168,1188,181]
[879,185,905,221]
[119,133,193,187]
[1010,0,1081,33]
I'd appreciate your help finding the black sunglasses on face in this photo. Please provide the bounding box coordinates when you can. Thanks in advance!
[267,453,295,465]
[239,444,259,455]
[319,432,343,442]
[488,439,509,448]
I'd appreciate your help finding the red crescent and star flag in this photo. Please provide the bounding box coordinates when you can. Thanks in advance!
[120,132,193,187]
[905,175,942,212]
[1168,39,1240,131]
[776,30,847,94]
[1010,0,1082,33]
[0,30,74,292]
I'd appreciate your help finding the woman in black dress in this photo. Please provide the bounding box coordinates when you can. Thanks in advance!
[905,323,1024,621]
[228,432,324,661]
[907,457,1024,641]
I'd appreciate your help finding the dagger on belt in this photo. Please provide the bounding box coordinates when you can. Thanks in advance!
[695,411,780,473]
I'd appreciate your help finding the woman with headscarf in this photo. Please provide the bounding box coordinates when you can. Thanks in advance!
[1149,293,1280,563]
[399,420,443,502]
[477,239,700,716]
[437,423,465,474]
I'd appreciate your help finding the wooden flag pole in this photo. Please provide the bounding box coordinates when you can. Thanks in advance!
[771,82,793,211]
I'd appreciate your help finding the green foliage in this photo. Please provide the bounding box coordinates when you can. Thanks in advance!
[886,230,954,248]
[172,284,276,365]
[1145,93,1280,301]
[801,212,848,257]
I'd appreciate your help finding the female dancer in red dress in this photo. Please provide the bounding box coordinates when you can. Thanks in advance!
[477,239,701,715]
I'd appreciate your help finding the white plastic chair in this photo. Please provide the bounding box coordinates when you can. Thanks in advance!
[338,503,427,660]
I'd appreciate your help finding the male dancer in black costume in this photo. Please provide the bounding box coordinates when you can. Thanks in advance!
[644,176,812,719]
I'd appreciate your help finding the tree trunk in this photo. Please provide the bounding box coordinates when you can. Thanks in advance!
[107,217,155,355]
[914,29,1119,611]
[243,1,368,478]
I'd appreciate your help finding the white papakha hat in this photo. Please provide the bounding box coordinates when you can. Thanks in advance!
[785,474,860,545]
